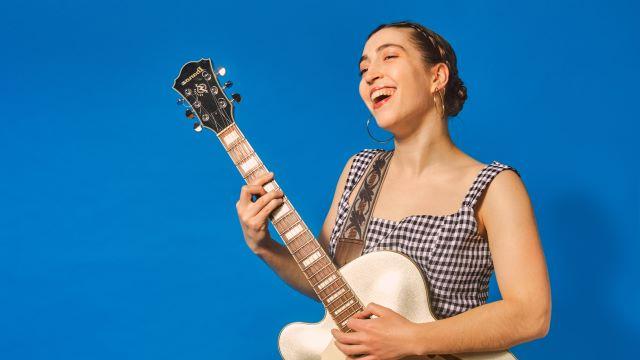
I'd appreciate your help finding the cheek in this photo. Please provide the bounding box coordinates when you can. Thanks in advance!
[358,81,369,103]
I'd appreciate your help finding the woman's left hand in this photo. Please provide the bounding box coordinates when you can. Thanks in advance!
[331,302,422,360]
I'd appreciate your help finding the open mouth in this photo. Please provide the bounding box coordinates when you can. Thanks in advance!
[372,88,396,109]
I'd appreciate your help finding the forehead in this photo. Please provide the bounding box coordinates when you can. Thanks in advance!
[361,27,415,59]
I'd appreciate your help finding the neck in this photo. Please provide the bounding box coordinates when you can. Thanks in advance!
[390,111,460,178]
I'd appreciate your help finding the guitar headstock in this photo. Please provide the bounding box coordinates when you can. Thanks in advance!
[172,58,241,134]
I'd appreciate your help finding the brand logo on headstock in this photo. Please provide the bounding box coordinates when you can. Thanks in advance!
[181,66,205,86]
[195,83,208,95]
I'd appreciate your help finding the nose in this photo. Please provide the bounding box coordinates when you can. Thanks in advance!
[364,68,383,86]
[363,60,384,86]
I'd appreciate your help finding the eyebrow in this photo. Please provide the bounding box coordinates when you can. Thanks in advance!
[359,43,406,65]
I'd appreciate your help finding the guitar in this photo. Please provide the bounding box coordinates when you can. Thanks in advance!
[172,58,517,360]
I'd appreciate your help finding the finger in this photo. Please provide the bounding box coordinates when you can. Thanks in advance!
[333,341,368,356]
[331,329,364,345]
[238,184,267,207]
[254,196,285,223]
[353,310,373,319]
[346,356,375,360]
[346,318,369,332]
[364,302,390,317]
[249,171,275,186]
[250,188,284,212]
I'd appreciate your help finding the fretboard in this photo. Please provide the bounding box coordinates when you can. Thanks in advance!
[217,122,363,331]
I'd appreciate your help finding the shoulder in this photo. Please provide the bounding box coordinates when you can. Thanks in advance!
[333,148,386,196]
[478,162,530,226]
[344,148,386,176]
[351,148,386,164]
[486,161,523,196]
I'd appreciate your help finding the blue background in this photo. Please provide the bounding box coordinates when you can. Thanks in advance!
[1,0,638,358]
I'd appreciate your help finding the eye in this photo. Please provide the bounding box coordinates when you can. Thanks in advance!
[359,55,398,77]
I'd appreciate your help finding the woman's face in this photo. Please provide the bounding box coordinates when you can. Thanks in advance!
[359,27,437,133]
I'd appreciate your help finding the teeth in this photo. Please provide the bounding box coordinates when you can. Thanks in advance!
[371,88,396,103]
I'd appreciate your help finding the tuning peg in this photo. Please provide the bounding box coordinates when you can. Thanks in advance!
[216,67,226,76]
[193,122,203,132]
[185,109,195,119]
[223,80,233,89]
[231,93,242,103]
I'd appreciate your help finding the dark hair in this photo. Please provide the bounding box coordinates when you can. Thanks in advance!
[366,21,468,118]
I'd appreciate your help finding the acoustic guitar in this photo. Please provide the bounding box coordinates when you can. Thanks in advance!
[172,58,516,360]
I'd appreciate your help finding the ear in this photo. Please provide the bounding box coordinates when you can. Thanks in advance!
[430,62,450,93]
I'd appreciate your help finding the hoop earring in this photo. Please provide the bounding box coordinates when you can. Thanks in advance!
[434,87,446,119]
[366,117,394,144]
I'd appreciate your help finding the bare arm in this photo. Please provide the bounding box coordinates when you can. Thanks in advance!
[411,169,552,354]
[238,156,355,301]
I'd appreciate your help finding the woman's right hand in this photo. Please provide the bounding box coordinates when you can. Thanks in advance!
[236,171,285,253]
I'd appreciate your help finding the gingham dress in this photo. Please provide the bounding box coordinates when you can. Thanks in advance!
[328,148,520,319]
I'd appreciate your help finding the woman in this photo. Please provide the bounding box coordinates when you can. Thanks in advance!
[235,21,551,359]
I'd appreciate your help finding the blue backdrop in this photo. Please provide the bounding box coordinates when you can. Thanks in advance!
[1,0,638,358]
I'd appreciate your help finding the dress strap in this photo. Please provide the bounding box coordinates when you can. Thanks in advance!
[343,148,386,197]
[461,161,521,209]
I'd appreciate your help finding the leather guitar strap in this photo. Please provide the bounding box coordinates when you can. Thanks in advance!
[334,149,394,267]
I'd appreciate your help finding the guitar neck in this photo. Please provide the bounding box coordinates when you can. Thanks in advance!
[216,122,363,331]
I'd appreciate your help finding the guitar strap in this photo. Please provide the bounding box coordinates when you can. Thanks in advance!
[334,149,394,267]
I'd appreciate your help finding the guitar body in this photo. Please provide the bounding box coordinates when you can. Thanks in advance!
[278,251,516,360]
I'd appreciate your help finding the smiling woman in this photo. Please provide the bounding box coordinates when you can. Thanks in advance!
[235,20,551,360]
[359,22,468,121]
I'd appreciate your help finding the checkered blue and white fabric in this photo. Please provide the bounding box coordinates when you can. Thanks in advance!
[328,148,520,319]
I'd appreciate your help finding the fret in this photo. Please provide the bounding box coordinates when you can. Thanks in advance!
[307,260,333,279]
[334,304,362,328]
[225,133,244,152]
[284,225,308,246]
[280,219,303,241]
[263,180,278,193]
[300,250,322,268]
[246,165,268,183]
[242,162,266,180]
[301,251,324,270]
[218,123,240,150]
[303,257,333,283]
[235,148,257,168]
[332,298,356,316]
[226,135,249,157]
[273,208,299,230]
[230,143,253,165]
[318,280,347,302]
[336,302,363,321]
[288,234,313,255]
[324,287,346,304]
[284,230,307,250]
[326,291,354,312]
[270,201,290,222]
[236,152,257,172]
[313,271,338,290]
[292,238,316,255]
[295,246,318,263]
[307,263,334,285]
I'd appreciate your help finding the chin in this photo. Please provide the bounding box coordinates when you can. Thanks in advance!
[372,115,400,134]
